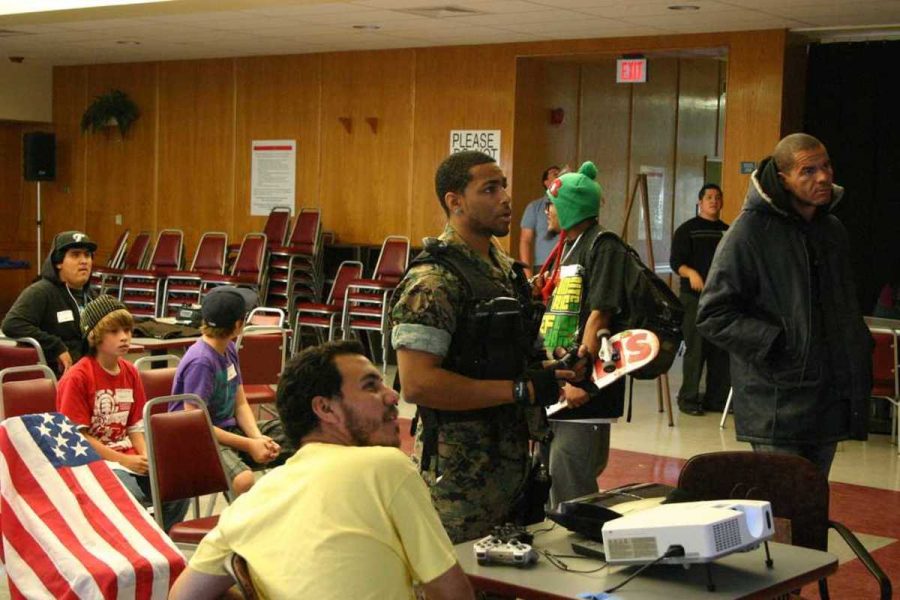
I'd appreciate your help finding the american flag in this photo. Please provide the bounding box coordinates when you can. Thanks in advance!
[0,413,185,599]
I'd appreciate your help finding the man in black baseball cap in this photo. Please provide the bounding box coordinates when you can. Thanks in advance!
[2,230,98,375]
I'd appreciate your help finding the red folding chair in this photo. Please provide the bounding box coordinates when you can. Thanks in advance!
[0,337,47,381]
[266,208,323,313]
[119,229,184,317]
[135,354,181,417]
[90,229,129,295]
[91,231,151,296]
[202,233,267,295]
[144,394,233,544]
[0,364,57,420]
[247,307,286,327]
[293,260,363,354]
[236,326,286,417]
[342,236,410,368]
[162,232,228,316]
[870,327,899,453]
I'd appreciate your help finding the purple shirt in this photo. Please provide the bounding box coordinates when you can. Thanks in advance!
[170,339,242,428]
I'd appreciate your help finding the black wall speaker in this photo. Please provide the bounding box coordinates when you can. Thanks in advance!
[23,132,56,182]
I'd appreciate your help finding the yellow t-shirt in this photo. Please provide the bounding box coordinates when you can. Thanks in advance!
[189,443,458,599]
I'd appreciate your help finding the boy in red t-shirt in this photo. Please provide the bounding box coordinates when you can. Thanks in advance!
[57,295,187,531]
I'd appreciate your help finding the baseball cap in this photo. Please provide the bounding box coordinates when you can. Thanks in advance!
[202,286,259,328]
[81,294,128,338]
[52,231,97,263]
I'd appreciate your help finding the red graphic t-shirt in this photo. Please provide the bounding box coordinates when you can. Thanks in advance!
[57,357,147,455]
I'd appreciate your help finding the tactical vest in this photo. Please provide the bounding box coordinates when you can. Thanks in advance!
[409,238,542,469]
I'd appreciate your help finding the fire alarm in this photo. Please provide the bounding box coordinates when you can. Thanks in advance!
[550,108,565,125]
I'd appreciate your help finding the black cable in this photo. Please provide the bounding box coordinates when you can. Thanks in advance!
[539,549,610,574]
[603,545,685,594]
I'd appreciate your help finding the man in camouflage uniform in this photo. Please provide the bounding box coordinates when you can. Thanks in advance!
[390,151,568,544]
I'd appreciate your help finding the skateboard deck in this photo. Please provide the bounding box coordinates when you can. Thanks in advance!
[546,329,659,417]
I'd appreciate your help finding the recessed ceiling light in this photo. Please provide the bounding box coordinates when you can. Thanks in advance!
[668,4,700,10]
[116,40,141,45]
[352,24,381,30]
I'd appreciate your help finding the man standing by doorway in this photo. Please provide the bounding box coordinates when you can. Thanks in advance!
[670,184,730,416]
[697,133,872,477]
[519,165,561,276]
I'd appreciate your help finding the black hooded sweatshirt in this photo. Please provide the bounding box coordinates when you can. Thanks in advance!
[2,253,94,373]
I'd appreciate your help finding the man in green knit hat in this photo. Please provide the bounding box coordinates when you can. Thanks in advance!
[543,161,630,507]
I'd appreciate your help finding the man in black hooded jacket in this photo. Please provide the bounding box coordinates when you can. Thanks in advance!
[2,231,97,376]
[696,133,872,477]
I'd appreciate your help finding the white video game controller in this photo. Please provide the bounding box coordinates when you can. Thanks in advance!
[473,535,538,567]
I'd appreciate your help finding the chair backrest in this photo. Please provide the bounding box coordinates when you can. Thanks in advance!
[108,229,130,268]
[135,355,181,416]
[147,229,184,270]
[236,326,285,386]
[144,395,232,528]
[327,261,364,306]
[123,231,152,270]
[232,233,268,282]
[870,328,898,398]
[372,236,410,283]
[285,208,321,253]
[676,451,829,551]
[263,207,292,249]
[0,337,47,380]
[0,365,57,420]
[247,307,285,327]
[190,232,228,274]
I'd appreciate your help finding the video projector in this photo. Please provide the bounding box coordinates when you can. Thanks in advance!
[602,500,774,565]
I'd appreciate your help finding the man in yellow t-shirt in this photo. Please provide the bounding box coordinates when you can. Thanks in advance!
[169,341,473,600]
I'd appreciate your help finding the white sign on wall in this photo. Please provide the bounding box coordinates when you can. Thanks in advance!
[251,140,296,216]
[449,130,501,160]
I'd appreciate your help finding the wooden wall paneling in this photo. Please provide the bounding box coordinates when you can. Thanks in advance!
[0,122,38,316]
[157,59,236,255]
[83,62,158,266]
[672,58,723,234]
[578,60,633,240]
[234,54,322,244]
[511,58,580,261]
[721,30,787,224]
[411,45,518,249]
[627,57,678,269]
[319,50,415,247]
[45,66,88,261]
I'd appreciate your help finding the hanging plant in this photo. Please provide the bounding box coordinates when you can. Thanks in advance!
[80,89,140,138]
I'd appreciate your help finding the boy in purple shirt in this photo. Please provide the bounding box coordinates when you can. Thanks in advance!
[171,287,292,496]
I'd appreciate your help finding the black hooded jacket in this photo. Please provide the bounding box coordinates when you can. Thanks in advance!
[696,157,873,444]
[2,252,94,371]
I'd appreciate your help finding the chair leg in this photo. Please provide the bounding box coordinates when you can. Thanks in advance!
[818,577,830,599]
[720,387,733,429]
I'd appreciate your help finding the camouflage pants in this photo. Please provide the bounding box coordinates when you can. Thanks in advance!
[416,413,530,544]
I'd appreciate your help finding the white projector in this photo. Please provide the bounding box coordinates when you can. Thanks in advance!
[602,500,774,565]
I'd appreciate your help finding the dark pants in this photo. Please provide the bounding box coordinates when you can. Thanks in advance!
[678,292,731,410]
[750,442,838,479]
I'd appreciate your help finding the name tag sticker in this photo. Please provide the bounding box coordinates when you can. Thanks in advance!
[227,364,237,381]
[115,389,134,403]
[57,310,74,323]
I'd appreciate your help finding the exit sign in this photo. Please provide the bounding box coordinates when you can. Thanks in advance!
[617,58,647,83]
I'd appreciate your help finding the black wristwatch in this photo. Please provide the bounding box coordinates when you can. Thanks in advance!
[513,377,532,406]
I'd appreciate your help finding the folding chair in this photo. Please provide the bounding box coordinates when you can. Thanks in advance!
[870,327,899,453]
[236,326,286,416]
[90,229,129,294]
[0,337,47,381]
[119,229,184,317]
[293,260,363,354]
[202,233,268,295]
[163,232,228,316]
[91,231,151,297]
[135,354,181,417]
[144,394,233,544]
[342,236,410,367]
[0,364,57,420]
[247,307,285,328]
[266,208,323,314]
[677,451,891,600]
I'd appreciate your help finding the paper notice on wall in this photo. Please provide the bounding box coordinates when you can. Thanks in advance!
[251,140,296,216]
[638,166,665,241]
[449,130,501,160]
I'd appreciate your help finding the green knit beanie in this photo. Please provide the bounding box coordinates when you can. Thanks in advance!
[547,161,602,230]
